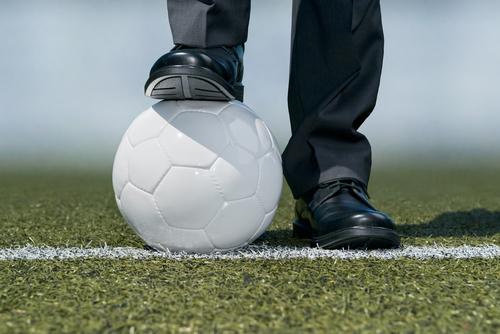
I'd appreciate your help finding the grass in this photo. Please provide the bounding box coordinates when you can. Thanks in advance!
[1,167,499,248]
[0,166,499,333]
[1,259,498,333]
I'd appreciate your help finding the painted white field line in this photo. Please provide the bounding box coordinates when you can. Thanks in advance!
[0,245,499,261]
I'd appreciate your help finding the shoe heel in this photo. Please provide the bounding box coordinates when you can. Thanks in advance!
[292,219,312,239]
[233,84,244,102]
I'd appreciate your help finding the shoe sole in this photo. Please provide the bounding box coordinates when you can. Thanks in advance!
[292,218,401,250]
[145,66,244,102]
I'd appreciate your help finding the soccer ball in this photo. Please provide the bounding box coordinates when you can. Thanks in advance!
[112,100,283,253]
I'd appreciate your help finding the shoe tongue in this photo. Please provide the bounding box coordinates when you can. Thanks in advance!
[312,186,349,205]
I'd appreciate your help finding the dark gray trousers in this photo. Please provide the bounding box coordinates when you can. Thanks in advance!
[167,0,384,199]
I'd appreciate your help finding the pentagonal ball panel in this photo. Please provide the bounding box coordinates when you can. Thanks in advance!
[205,197,265,250]
[210,145,259,201]
[159,111,228,168]
[154,167,224,230]
[128,139,171,194]
[256,152,283,213]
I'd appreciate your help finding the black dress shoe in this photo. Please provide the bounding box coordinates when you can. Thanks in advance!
[292,179,400,249]
[145,44,245,102]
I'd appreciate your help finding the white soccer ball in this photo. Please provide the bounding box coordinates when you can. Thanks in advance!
[112,100,283,253]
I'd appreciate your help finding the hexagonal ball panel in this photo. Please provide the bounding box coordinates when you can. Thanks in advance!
[128,139,171,194]
[112,135,133,199]
[127,108,168,147]
[210,145,259,201]
[205,197,265,250]
[159,111,228,168]
[256,152,283,213]
[154,166,224,230]
[218,103,266,157]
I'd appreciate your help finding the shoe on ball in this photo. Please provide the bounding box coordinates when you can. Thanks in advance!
[292,178,401,250]
[145,44,245,102]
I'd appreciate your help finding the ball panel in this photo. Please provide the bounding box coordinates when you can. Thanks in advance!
[248,207,277,243]
[205,197,265,250]
[254,118,272,154]
[115,101,284,254]
[158,111,228,168]
[231,100,258,116]
[127,108,167,147]
[265,123,282,162]
[150,100,185,121]
[218,104,264,157]
[210,145,259,201]
[128,139,171,194]
[115,196,122,211]
[148,228,214,253]
[119,183,167,241]
[112,135,133,199]
[273,147,282,164]
[159,100,230,115]
[120,183,214,253]
[256,152,283,213]
[154,167,224,230]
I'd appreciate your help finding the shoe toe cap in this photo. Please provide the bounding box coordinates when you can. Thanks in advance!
[315,208,396,233]
[150,50,229,80]
[351,210,396,229]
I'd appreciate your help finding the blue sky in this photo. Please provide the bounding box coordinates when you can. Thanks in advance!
[1,0,499,167]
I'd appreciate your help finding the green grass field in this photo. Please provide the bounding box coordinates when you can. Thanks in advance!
[1,166,499,333]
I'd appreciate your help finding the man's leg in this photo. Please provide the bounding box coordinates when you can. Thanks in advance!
[284,0,384,199]
[145,0,250,101]
[285,0,398,249]
[167,0,251,48]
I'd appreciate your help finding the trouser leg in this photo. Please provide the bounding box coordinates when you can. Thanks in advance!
[167,0,251,48]
[283,0,384,199]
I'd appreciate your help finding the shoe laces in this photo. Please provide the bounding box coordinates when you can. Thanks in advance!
[310,179,370,212]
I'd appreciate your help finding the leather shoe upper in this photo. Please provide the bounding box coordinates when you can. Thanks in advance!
[149,44,244,85]
[296,179,396,236]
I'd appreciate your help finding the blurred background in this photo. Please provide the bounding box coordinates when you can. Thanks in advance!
[1,0,499,170]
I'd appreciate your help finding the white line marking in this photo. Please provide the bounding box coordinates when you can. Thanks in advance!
[0,245,499,261]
